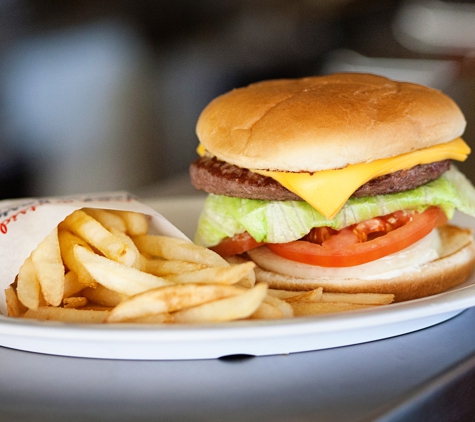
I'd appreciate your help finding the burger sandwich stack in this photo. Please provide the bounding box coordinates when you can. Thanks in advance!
[190,73,475,302]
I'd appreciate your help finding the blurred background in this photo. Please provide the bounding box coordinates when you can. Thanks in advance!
[1,0,475,200]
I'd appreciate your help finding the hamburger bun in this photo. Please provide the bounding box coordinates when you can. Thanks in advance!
[196,73,466,172]
[251,224,475,302]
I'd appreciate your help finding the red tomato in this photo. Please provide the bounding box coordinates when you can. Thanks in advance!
[210,232,264,257]
[267,207,447,267]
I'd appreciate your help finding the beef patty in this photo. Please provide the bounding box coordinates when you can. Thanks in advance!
[190,156,451,201]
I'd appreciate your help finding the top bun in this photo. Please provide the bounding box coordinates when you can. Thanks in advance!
[196,73,466,172]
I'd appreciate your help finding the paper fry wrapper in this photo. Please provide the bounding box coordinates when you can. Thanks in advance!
[0,191,188,315]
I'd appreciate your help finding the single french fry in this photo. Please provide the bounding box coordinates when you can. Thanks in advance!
[263,294,294,318]
[124,313,174,324]
[321,292,395,305]
[133,235,229,267]
[83,208,127,232]
[63,270,87,298]
[110,227,147,270]
[250,301,283,319]
[82,284,122,307]
[291,301,376,317]
[164,261,255,285]
[236,272,256,289]
[173,283,268,323]
[5,285,22,317]
[267,288,303,300]
[106,283,243,323]
[63,296,88,308]
[58,230,96,287]
[110,210,148,236]
[285,288,323,303]
[225,255,256,288]
[74,245,173,296]
[61,209,136,267]
[16,255,41,310]
[23,306,109,323]
[145,258,205,277]
[31,227,65,306]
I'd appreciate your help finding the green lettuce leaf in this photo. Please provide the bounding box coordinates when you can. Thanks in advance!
[194,166,475,247]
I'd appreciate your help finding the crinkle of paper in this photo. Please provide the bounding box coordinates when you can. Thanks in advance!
[0,191,188,315]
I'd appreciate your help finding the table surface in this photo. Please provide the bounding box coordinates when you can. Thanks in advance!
[1,176,475,422]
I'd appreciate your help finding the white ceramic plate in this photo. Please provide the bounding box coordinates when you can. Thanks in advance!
[0,197,474,360]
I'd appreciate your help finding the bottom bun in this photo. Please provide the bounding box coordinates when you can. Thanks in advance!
[250,224,475,302]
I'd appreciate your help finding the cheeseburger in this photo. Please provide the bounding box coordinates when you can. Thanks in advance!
[190,73,475,301]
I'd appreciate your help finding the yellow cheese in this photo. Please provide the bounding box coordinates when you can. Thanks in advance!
[197,138,470,220]
[254,138,470,219]
[196,143,206,157]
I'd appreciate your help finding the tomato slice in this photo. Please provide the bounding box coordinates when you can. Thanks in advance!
[267,207,447,267]
[210,232,264,257]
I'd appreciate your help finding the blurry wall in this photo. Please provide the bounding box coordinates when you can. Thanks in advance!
[1,0,475,200]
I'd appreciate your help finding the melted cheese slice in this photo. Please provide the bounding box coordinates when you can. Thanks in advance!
[197,138,470,220]
[254,138,470,219]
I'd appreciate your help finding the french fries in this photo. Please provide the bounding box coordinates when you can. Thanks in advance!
[58,230,96,287]
[16,256,42,310]
[23,306,109,323]
[173,283,268,323]
[106,283,243,323]
[30,227,65,307]
[61,210,137,267]
[63,296,88,309]
[4,207,395,324]
[73,245,172,296]
[163,262,255,285]
[5,285,24,317]
[133,234,229,267]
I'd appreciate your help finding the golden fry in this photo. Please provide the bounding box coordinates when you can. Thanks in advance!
[23,306,109,323]
[110,227,147,270]
[106,283,243,323]
[83,208,127,232]
[173,283,268,323]
[58,230,96,287]
[285,288,323,303]
[63,270,87,298]
[124,313,174,324]
[145,258,205,277]
[74,245,173,296]
[133,234,229,267]
[250,302,283,319]
[225,255,256,288]
[63,296,88,308]
[263,294,294,318]
[110,210,148,236]
[164,261,255,285]
[291,301,377,316]
[17,256,41,310]
[82,284,122,307]
[31,227,65,306]
[5,285,23,317]
[267,289,303,300]
[61,209,136,266]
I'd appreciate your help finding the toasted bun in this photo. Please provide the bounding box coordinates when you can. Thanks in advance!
[251,224,475,302]
[196,73,466,172]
